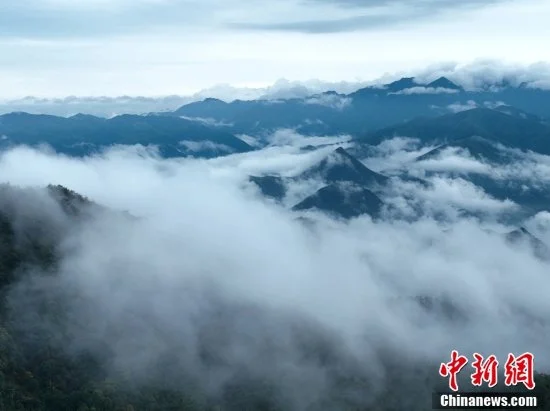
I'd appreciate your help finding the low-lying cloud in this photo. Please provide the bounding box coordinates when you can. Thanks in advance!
[391,86,460,95]
[415,60,550,91]
[1,140,549,409]
[304,93,352,110]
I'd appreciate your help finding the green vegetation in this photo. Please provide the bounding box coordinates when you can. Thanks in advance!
[0,184,209,411]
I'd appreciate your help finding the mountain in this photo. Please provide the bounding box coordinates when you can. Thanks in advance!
[349,76,462,97]
[170,76,468,136]
[493,104,545,122]
[415,106,547,163]
[0,184,549,410]
[299,147,389,188]
[0,112,252,158]
[249,175,287,201]
[0,184,218,411]
[397,107,550,217]
[505,227,550,261]
[248,147,389,219]
[0,95,194,118]
[0,184,421,410]
[384,77,418,92]
[405,114,550,217]
[292,182,383,219]
[291,147,387,219]
[416,135,513,164]
[365,108,550,155]
[165,77,550,138]
[427,77,463,90]
[414,153,550,219]
[172,97,342,136]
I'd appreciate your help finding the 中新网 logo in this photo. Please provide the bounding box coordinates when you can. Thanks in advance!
[439,351,535,392]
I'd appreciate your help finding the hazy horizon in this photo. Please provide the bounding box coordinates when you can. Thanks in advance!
[3,59,550,118]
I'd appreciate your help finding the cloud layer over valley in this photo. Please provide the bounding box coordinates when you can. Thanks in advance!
[1,132,549,409]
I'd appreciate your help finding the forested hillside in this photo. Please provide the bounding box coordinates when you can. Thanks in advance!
[0,184,549,410]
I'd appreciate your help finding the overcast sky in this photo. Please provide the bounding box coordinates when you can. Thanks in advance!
[1,0,549,98]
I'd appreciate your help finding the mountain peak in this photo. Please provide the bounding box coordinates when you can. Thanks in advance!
[292,182,383,219]
[505,227,550,261]
[203,97,224,103]
[334,146,349,156]
[70,113,103,121]
[384,77,417,92]
[507,226,533,239]
[427,76,462,90]
[299,147,388,188]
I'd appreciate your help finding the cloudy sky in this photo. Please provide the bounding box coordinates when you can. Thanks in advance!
[1,0,549,98]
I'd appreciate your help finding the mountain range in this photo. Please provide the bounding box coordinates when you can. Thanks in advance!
[2,80,550,222]
[168,76,550,137]
[3,77,550,159]
[1,76,550,410]
[0,112,252,158]
[365,106,550,155]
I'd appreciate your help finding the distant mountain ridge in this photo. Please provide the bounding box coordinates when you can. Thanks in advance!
[364,107,550,155]
[3,77,550,160]
[168,77,550,137]
[355,76,463,95]
[0,112,252,158]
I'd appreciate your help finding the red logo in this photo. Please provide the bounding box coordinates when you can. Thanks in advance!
[440,351,536,391]
[439,350,469,392]
[471,353,499,388]
[504,352,535,390]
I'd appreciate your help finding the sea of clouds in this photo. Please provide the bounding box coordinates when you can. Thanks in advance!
[0,132,549,410]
